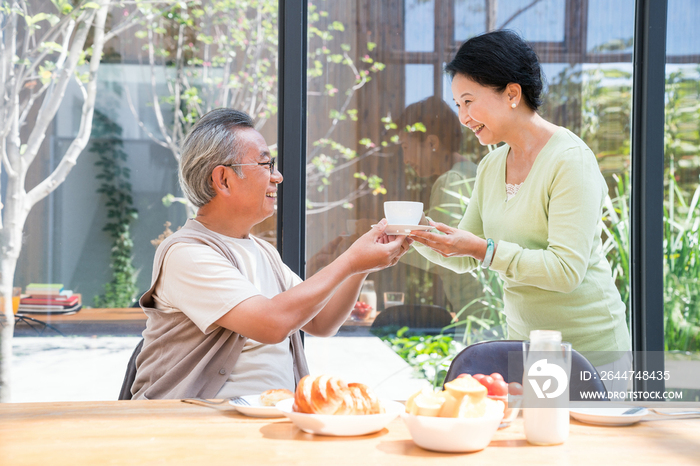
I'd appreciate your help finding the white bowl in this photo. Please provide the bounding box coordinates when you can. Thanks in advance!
[275,398,404,436]
[401,410,504,453]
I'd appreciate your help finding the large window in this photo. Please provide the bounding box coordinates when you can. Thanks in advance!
[663,0,700,395]
[7,0,698,402]
[304,0,635,353]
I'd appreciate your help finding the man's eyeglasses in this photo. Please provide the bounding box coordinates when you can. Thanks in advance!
[223,159,276,175]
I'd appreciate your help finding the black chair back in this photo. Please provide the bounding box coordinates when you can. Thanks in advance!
[443,340,608,401]
[370,304,453,335]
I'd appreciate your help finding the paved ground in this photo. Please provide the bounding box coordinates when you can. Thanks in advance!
[10,335,430,403]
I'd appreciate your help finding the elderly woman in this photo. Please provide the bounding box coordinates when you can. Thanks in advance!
[409,30,630,381]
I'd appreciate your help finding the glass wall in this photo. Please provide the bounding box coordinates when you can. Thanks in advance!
[305,0,635,375]
[664,0,700,397]
[9,0,697,401]
[7,2,280,402]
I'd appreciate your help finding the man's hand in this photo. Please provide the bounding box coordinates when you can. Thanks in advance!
[342,219,412,274]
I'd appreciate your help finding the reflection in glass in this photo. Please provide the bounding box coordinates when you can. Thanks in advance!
[307,1,635,355]
[586,0,634,54]
[454,0,564,43]
[397,96,480,328]
[405,64,435,106]
[666,0,700,55]
[299,3,678,402]
[405,0,435,52]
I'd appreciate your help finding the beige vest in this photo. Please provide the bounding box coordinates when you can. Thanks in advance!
[131,219,309,399]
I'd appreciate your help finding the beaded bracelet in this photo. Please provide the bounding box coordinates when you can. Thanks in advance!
[481,238,495,269]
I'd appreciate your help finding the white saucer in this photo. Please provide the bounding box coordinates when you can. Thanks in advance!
[372,224,433,235]
[569,407,649,426]
[229,394,287,418]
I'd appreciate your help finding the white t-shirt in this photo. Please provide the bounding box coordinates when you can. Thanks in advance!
[152,224,303,397]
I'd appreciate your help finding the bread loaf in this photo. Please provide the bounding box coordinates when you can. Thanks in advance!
[260,388,294,407]
[293,375,383,415]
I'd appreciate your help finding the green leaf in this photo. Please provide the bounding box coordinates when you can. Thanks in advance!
[408,122,426,133]
[39,41,64,53]
[28,12,50,26]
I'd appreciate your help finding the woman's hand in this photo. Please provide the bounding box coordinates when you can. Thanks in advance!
[409,220,485,259]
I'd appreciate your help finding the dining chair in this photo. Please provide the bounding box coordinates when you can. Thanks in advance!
[118,338,144,400]
[443,340,609,401]
[370,304,454,335]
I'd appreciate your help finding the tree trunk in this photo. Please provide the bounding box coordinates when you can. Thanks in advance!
[0,139,30,401]
[0,255,20,402]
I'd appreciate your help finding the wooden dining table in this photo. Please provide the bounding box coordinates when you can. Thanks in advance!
[1,400,698,465]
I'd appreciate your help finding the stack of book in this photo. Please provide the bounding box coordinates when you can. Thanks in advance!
[18,283,82,315]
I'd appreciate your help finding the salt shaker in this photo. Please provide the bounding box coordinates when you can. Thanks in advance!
[522,330,571,445]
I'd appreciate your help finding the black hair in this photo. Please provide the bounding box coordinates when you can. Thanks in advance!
[398,96,463,154]
[445,30,544,111]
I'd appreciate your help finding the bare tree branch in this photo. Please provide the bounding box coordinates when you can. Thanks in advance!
[22,13,93,168]
[27,1,109,207]
[306,181,374,215]
[124,85,170,149]
[146,24,179,157]
[498,0,542,30]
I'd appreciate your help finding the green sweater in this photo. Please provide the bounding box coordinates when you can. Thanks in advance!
[414,128,630,365]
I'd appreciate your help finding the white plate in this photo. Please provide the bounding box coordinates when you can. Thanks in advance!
[275,398,404,436]
[371,224,433,235]
[229,395,288,418]
[569,407,649,426]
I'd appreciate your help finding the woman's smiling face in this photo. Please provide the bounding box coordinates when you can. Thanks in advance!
[451,73,513,146]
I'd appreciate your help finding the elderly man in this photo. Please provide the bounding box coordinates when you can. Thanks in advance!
[131,109,410,400]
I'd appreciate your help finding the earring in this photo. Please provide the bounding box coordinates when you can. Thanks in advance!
[511,103,517,109]
[432,148,436,152]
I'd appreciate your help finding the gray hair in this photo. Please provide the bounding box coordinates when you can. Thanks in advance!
[179,108,255,208]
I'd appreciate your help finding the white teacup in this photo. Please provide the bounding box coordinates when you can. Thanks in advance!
[384,201,423,225]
